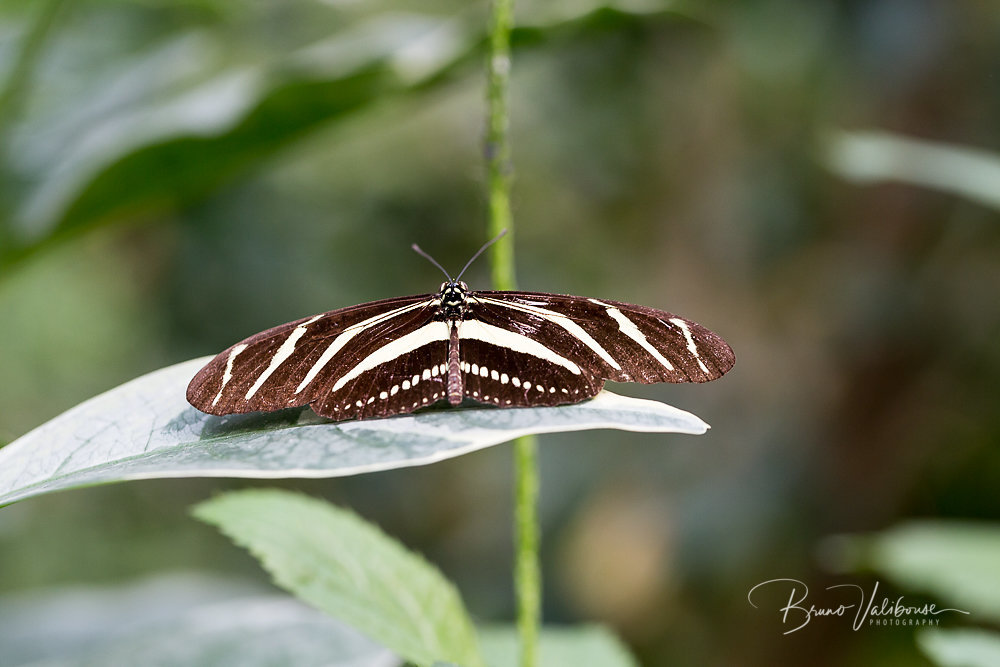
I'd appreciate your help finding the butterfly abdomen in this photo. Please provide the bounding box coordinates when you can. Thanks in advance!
[447,322,463,405]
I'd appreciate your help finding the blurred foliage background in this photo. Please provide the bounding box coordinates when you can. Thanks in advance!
[1,0,999,664]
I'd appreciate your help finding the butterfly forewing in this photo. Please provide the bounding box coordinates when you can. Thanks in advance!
[471,291,735,384]
[186,294,436,416]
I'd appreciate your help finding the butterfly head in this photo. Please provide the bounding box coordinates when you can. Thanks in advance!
[414,231,506,319]
[439,280,469,318]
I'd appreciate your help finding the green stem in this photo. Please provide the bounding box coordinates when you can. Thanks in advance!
[484,1,540,666]
[512,434,540,667]
[486,0,514,291]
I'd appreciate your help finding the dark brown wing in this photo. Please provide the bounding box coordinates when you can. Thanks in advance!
[186,294,439,419]
[466,291,734,400]
[456,334,605,409]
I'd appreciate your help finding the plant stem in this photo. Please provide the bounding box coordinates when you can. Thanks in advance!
[484,1,540,666]
[511,433,540,667]
[486,0,514,287]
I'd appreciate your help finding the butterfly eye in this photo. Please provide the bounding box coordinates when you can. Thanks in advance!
[459,281,468,291]
[439,282,448,292]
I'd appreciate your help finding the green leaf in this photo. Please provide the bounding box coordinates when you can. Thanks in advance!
[193,489,482,667]
[824,130,1000,212]
[825,521,1000,623]
[1,5,687,273]
[0,357,709,507]
[2,12,473,270]
[0,573,401,667]
[478,625,638,667]
[3,56,404,270]
[918,628,1000,667]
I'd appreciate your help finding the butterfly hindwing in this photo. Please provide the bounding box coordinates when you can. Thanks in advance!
[310,319,449,420]
[456,335,604,408]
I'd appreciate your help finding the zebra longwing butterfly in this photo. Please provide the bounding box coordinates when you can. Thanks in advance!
[187,234,735,421]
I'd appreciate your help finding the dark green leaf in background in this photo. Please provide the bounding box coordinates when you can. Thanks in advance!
[0,6,681,274]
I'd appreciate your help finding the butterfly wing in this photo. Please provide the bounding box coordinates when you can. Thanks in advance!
[462,291,734,406]
[189,288,735,420]
[186,294,444,420]
[455,332,605,408]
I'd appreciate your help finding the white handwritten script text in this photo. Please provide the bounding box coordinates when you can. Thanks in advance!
[747,579,969,634]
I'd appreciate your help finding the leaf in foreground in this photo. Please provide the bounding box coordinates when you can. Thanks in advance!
[0,573,399,667]
[478,624,638,667]
[918,628,1000,667]
[823,521,1000,623]
[0,357,709,507]
[193,489,481,667]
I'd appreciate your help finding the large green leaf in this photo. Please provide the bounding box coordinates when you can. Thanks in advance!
[0,573,401,667]
[479,625,638,667]
[193,489,482,667]
[0,357,709,507]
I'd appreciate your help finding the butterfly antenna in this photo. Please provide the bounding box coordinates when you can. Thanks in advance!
[455,229,507,281]
[411,243,453,281]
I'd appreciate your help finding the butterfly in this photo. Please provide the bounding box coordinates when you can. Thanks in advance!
[187,232,735,421]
